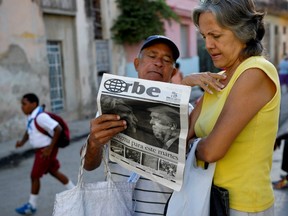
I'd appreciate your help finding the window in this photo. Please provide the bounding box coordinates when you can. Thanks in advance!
[93,0,103,39]
[180,24,189,58]
[46,41,65,112]
[85,0,103,39]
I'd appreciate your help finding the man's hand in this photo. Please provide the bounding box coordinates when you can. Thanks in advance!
[89,114,127,148]
[83,114,127,171]
[181,72,226,94]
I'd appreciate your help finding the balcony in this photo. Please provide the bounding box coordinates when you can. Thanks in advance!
[256,0,288,17]
[41,0,77,16]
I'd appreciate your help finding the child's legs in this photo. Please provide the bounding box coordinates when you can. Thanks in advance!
[30,147,60,193]
[30,149,46,195]
[46,147,69,184]
[49,169,69,184]
[31,177,40,194]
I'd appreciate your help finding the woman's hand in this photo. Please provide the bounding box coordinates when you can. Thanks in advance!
[182,72,226,94]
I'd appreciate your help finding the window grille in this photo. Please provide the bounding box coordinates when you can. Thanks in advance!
[46,41,64,112]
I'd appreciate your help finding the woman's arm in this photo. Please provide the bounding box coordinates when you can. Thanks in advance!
[195,68,276,162]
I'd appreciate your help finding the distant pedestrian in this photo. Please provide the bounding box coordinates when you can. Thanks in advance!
[15,93,74,215]
[273,132,288,189]
[278,54,288,92]
[171,62,183,84]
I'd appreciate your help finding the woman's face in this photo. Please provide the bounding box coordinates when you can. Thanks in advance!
[198,12,246,70]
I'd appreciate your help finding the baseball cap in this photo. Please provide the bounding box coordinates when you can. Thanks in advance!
[140,35,180,61]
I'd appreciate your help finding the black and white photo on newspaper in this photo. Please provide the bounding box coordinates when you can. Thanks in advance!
[97,74,191,191]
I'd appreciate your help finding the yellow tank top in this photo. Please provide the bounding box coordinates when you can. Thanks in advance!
[195,56,280,212]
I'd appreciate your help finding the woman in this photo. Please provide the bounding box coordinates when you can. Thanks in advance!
[185,0,280,215]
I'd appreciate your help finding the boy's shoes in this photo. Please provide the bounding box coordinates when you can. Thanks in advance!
[273,178,288,189]
[15,203,36,215]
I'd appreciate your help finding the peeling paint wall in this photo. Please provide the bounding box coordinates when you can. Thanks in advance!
[0,0,49,142]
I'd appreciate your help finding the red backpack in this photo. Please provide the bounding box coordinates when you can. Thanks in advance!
[34,111,70,148]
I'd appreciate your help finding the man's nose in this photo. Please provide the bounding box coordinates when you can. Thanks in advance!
[153,57,164,67]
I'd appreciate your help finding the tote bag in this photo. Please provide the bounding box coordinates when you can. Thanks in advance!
[52,137,135,216]
[166,139,216,216]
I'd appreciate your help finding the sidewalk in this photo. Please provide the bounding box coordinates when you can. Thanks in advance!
[0,91,288,214]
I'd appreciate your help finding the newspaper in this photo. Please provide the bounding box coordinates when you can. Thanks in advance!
[97,74,191,191]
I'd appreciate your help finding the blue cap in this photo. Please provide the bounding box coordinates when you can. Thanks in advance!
[140,35,180,61]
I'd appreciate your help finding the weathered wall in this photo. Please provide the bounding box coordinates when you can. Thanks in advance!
[0,0,49,142]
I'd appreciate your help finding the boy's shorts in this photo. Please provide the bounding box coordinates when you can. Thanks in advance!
[31,147,60,179]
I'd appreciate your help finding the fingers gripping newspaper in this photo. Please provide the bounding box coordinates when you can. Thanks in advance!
[97,74,191,191]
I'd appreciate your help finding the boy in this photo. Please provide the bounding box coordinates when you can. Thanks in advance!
[15,93,74,215]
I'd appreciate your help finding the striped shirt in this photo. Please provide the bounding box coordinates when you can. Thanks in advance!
[108,161,172,215]
[105,103,193,215]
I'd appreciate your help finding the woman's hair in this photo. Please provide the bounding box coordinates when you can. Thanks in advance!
[192,0,265,60]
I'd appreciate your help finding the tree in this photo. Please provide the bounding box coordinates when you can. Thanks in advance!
[111,0,179,44]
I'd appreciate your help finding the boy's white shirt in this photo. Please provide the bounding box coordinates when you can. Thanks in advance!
[27,106,58,148]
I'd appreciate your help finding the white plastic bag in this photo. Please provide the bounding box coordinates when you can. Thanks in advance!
[166,139,216,216]
[53,138,135,216]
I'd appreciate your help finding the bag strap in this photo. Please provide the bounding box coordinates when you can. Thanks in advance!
[78,135,111,185]
[34,112,52,138]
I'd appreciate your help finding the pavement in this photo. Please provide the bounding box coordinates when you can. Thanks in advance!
[0,88,288,214]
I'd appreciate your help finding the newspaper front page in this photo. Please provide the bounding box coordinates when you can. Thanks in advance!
[97,74,191,191]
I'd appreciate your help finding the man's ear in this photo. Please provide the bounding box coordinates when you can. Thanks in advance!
[134,58,139,72]
[171,67,177,78]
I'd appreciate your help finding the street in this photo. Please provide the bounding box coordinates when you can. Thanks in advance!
[1,137,288,216]
[0,137,105,216]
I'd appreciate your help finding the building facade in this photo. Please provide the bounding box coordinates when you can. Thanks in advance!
[0,0,102,142]
[125,0,199,78]
[1,0,287,143]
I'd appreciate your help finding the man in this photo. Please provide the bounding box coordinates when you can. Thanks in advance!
[148,105,180,154]
[84,35,226,215]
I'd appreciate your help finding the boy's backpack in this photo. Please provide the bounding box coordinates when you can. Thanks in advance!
[34,111,70,148]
